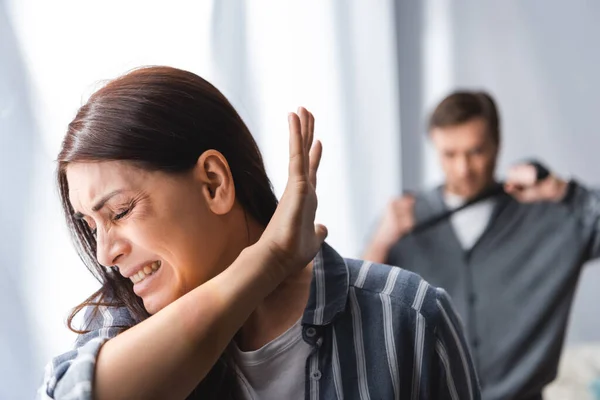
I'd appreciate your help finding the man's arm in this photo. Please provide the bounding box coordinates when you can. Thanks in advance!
[504,162,600,260]
[363,195,415,264]
[503,163,569,203]
[559,181,600,260]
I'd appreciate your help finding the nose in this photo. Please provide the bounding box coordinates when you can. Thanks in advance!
[96,228,129,267]
[454,156,471,178]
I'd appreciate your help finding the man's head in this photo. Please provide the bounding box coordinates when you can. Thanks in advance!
[428,91,500,199]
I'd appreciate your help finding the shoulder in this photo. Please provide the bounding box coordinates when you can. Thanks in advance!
[344,257,446,321]
[39,305,136,399]
[73,304,136,347]
[82,303,136,331]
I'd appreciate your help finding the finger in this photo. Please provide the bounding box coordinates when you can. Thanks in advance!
[400,195,415,206]
[504,182,515,192]
[392,201,406,218]
[288,113,305,179]
[298,107,311,176]
[395,195,413,208]
[390,198,403,212]
[297,107,309,153]
[307,111,315,155]
[507,165,537,187]
[511,186,541,203]
[309,140,323,188]
[505,184,535,202]
[314,223,328,244]
[504,182,524,194]
[511,191,532,203]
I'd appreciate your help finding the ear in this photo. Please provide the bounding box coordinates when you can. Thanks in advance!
[193,150,236,215]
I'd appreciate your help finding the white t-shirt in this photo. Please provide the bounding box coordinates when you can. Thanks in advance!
[443,192,495,250]
[231,318,312,400]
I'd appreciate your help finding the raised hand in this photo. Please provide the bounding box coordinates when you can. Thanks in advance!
[504,163,568,203]
[375,195,416,247]
[258,107,327,281]
[362,194,415,263]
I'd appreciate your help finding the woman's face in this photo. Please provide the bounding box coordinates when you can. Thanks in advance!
[66,156,239,314]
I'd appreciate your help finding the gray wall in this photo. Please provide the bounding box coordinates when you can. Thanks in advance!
[397,0,600,344]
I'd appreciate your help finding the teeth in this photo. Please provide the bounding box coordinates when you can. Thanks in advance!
[130,261,161,284]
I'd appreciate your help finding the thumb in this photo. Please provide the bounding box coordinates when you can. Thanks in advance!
[503,182,519,194]
[510,187,539,203]
[314,223,328,243]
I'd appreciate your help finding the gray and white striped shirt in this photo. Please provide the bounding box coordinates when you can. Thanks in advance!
[38,243,480,399]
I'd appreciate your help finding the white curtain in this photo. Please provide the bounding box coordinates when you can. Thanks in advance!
[2,0,401,396]
[0,3,40,397]
[209,0,401,257]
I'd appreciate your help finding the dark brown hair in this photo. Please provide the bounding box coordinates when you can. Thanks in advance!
[57,66,278,398]
[428,90,501,144]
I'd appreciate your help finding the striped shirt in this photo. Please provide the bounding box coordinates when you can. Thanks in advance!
[37,243,481,399]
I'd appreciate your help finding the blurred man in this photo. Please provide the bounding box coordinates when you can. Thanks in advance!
[364,91,600,400]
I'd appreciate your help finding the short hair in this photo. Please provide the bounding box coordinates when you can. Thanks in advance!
[428,91,500,144]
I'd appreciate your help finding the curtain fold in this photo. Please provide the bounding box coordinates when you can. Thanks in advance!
[209,0,402,257]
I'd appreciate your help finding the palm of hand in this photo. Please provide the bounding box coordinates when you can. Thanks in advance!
[260,108,327,280]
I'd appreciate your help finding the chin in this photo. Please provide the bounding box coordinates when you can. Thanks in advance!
[452,186,481,199]
[469,188,488,199]
[142,295,169,315]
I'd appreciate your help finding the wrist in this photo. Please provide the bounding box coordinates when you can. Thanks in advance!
[371,236,396,252]
[542,175,569,202]
[365,236,396,262]
[202,245,281,317]
[243,242,288,289]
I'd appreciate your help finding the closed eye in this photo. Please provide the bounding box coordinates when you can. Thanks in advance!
[114,208,131,221]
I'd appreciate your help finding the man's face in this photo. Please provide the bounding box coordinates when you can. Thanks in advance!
[430,117,499,199]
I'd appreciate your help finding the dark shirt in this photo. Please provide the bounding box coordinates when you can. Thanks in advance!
[387,181,600,400]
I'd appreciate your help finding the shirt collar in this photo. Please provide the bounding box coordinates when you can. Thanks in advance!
[302,242,349,326]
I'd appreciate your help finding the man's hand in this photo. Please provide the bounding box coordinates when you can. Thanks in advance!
[363,195,415,263]
[504,163,568,203]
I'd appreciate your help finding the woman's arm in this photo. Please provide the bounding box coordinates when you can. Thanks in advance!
[41,108,326,400]
[42,246,287,400]
[92,245,282,400]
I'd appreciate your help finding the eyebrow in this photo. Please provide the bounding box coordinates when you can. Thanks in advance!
[73,190,124,219]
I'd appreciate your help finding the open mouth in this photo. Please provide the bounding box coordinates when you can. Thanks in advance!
[130,261,161,284]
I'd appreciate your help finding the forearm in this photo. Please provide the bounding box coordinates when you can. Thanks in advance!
[94,245,279,400]
[362,239,393,263]
[559,180,600,259]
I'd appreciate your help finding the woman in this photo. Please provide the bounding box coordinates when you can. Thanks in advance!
[38,66,480,400]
